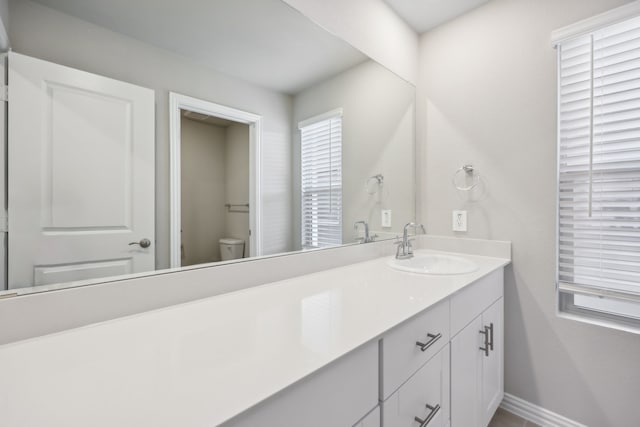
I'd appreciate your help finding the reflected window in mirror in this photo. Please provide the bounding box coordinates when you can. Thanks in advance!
[300,110,343,249]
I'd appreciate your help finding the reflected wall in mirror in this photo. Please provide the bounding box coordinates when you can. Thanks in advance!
[2,0,415,295]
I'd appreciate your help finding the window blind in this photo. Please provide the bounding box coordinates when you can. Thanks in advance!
[300,113,342,249]
[557,15,640,322]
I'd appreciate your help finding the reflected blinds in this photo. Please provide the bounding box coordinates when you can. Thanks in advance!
[300,113,342,249]
[558,16,640,301]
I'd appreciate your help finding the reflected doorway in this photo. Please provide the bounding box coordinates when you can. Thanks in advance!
[169,93,262,268]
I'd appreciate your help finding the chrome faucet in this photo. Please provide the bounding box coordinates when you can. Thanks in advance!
[396,222,426,259]
[354,220,372,243]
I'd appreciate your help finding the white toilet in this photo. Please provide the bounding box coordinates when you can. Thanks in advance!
[219,238,245,261]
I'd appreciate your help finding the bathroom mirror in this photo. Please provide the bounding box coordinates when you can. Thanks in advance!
[1,0,415,296]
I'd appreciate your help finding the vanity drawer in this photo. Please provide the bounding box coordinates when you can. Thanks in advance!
[382,344,450,427]
[380,299,449,399]
[450,269,503,337]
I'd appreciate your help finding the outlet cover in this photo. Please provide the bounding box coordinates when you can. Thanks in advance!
[452,210,467,232]
[381,209,392,228]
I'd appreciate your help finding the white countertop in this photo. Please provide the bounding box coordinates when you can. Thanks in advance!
[0,250,509,427]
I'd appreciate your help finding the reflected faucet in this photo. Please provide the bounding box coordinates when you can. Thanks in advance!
[354,220,374,243]
[396,222,426,259]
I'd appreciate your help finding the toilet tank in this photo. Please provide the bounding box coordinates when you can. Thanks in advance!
[219,238,245,261]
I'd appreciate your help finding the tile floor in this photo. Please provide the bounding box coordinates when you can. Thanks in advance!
[488,408,541,427]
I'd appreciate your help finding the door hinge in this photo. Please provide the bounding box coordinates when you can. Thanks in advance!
[0,85,7,102]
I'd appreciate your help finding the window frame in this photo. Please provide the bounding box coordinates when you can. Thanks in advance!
[299,109,343,250]
[554,14,640,333]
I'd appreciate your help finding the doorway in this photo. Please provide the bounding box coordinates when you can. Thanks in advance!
[169,93,262,268]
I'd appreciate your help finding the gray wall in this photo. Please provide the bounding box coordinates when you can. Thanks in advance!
[418,0,640,425]
[0,0,8,34]
[292,60,415,248]
[8,0,294,269]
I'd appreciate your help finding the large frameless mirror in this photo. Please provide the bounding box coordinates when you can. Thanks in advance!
[1,0,415,296]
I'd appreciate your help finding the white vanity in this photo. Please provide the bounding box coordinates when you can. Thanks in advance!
[0,245,509,427]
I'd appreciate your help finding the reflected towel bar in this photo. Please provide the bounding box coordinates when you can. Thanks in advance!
[225,203,249,213]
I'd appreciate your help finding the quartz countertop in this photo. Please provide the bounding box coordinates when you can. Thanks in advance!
[0,249,510,427]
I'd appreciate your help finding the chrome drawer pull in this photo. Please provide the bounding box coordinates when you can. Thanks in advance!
[479,326,490,357]
[414,403,440,427]
[415,333,442,352]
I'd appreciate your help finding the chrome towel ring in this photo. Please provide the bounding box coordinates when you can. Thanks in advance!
[366,174,384,194]
[452,164,480,191]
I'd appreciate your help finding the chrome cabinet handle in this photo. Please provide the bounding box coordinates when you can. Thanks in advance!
[414,403,440,427]
[488,322,494,351]
[479,326,490,357]
[416,333,442,352]
[129,238,151,249]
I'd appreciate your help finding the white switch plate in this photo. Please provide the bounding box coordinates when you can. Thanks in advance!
[381,209,392,228]
[452,210,467,232]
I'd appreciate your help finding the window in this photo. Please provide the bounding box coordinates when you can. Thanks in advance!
[556,15,640,331]
[299,110,343,249]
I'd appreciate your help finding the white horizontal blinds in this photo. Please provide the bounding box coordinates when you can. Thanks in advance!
[300,114,342,249]
[558,15,640,297]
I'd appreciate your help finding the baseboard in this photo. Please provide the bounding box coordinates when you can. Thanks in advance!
[500,393,587,427]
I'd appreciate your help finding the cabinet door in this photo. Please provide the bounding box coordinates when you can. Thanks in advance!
[382,345,450,427]
[450,316,483,427]
[354,406,380,427]
[481,298,504,426]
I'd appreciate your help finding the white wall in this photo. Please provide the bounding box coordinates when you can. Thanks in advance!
[180,118,226,265]
[292,60,415,247]
[224,123,251,257]
[8,0,294,269]
[418,0,640,425]
[282,0,418,85]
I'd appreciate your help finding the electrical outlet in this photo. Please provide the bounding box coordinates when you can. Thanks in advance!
[381,209,392,228]
[452,210,467,232]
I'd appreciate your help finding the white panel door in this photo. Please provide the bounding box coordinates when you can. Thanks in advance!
[481,298,504,426]
[8,52,155,289]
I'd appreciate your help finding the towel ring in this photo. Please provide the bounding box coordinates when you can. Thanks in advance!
[452,165,480,191]
[366,174,384,194]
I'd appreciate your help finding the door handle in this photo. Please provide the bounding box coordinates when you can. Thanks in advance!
[129,238,151,248]
[488,322,494,351]
[479,326,490,357]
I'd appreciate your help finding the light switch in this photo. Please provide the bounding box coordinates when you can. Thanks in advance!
[452,210,467,232]
[381,209,392,228]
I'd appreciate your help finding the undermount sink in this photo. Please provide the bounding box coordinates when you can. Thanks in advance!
[388,252,478,275]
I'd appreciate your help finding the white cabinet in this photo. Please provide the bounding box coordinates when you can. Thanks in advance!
[383,345,450,427]
[451,297,504,427]
[225,267,504,427]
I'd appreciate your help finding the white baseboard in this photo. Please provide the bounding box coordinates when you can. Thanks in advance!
[500,393,587,427]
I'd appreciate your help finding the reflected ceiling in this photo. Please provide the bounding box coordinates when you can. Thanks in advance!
[32,0,368,94]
